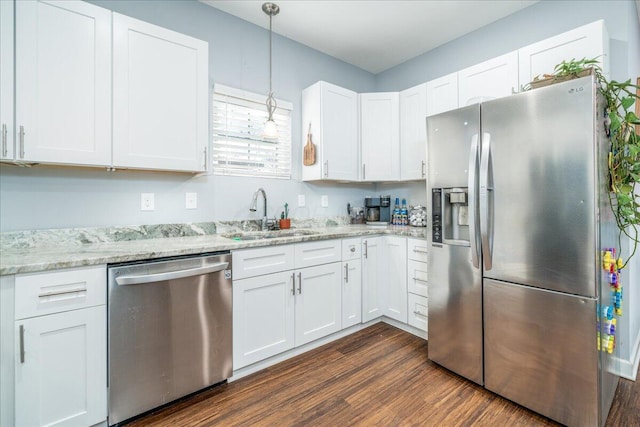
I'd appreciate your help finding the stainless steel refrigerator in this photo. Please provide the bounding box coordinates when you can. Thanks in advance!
[426,75,620,426]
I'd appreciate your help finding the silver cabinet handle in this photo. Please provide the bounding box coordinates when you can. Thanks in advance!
[203,146,207,171]
[468,133,480,269]
[116,262,229,285]
[324,160,328,177]
[362,164,366,180]
[19,325,25,363]
[38,287,86,298]
[363,241,368,259]
[291,272,296,295]
[421,160,426,178]
[344,263,349,283]
[350,246,356,253]
[297,272,302,294]
[413,310,427,318]
[1,124,6,157]
[412,248,428,254]
[19,125,25,159]
[413,277,428,283]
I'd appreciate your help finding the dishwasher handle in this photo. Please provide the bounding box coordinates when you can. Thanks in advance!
[115,262,229,286]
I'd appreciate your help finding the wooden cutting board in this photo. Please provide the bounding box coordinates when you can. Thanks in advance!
[303,123,316,166]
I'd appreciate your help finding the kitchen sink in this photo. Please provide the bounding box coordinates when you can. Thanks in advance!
[222,229,319,241]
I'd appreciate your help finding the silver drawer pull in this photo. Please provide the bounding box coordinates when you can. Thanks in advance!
[344,263,349,283]
[116,262,228,286]
[413,277,428,283]
[412,249,428,254]
[413,310,427,318]
[39,287,87,298]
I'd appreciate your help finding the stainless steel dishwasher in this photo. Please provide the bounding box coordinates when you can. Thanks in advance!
[107,253,232,426]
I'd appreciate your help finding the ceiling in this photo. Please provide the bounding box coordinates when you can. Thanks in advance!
[202,0,539,74]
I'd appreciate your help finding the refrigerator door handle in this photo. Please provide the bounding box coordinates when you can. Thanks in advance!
[480,131,494,270]
[468,133,480,269]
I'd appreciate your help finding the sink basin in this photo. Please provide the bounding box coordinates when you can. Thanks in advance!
[223,229,318,241]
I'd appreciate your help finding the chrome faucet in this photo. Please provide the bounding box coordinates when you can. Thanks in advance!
[249,188,268,231]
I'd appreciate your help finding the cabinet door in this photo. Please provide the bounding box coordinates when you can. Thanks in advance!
[0,0,14,161]
[518,20,609,87]
[232,272,295,369]
[294,239,341,269]
[384,236,407,323]
[113,13,208,172]
[426,72,458,117]
[362,237,383,322]
[400,83,427,180]
[295,263,342,346]
[321,82,359,181]
[408,293,428,335]
[15,306,107,427]
[458,51,518,106]
[408,259,428,298]
[15,0,111,166]
[360,92,400,181]
[342,260,362,328]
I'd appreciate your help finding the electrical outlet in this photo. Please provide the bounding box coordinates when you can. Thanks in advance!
[298,194,306,207]
[141,193,155,211]
[185,192,197,209]
[321,195,329,208]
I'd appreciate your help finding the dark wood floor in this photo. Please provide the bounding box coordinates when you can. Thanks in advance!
[127,323,639,426]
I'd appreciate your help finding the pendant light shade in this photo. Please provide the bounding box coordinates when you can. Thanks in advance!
[262,2,280,140]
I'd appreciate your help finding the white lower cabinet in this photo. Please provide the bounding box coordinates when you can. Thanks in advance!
[232,240,343,369]
[385,236,407,323]
[232,271,295,369]
[407,238,428,334]
[1,266,108,427]
[362,237,383,322]
[408,293,428,336]
[15,306,107,427]
[341,238,362,328]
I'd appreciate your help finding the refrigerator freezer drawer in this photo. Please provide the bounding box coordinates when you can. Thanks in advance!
[484,279,598,426]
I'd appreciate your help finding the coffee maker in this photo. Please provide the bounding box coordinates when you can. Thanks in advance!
[364,195,391,225]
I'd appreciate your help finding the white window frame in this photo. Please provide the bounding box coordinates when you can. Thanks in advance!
[212,84,292,179]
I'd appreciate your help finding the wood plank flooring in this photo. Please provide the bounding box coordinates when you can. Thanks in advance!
[126,323,639,426]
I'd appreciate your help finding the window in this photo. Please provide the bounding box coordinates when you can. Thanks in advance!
[212,84,292,179]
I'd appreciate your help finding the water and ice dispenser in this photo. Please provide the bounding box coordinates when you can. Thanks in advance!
[432,188,469,245]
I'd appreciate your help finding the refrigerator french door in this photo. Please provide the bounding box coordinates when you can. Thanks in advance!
[426,75,620,426]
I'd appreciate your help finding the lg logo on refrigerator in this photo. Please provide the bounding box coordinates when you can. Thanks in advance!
[568,86,585,94]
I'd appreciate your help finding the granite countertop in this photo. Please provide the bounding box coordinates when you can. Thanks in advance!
[0,219,428,275]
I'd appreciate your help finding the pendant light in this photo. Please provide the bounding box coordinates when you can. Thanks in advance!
[262,2,280,140]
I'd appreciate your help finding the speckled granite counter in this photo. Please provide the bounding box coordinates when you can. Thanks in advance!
[1,218,427,275]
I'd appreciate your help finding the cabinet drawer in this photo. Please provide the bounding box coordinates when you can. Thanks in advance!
[407,259,428,297]
[341,238,361,261]
[407,238,428,262]
[15,266,106,320]
[408,293,428,333]
[295,240,341,269]
[232,245,295,280]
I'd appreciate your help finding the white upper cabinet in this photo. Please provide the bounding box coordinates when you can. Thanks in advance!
[426,72,458,117]
[458,51,519,106]
[399,83,427,181]
[360,92,400,182]
[15,0,111,166]
[0,0,14,161]
[113,13,209,172]
[302,81,359,181]
[518,20,609,87]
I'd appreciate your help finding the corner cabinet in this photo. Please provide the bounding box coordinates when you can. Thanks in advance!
[399,83,427,180]
[360,92,400,181]
[1,266,107,427]
[112,13,209,172]
[14,0,112,166]
[302,81,359,181]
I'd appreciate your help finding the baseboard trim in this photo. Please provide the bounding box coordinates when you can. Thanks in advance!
[611,327,640,381]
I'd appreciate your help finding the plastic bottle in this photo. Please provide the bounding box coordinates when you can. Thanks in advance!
[401,199,408,226]
[393,198,401,225]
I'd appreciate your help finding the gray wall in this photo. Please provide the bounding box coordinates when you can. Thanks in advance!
[0,0,378,231]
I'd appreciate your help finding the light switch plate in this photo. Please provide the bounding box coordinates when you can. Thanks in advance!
[141,193,155,211]
[298,194,306,207]
[321,195,329,208]
[185,192,197,209]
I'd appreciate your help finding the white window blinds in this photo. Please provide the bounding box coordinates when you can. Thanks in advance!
[212,84,292,179]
